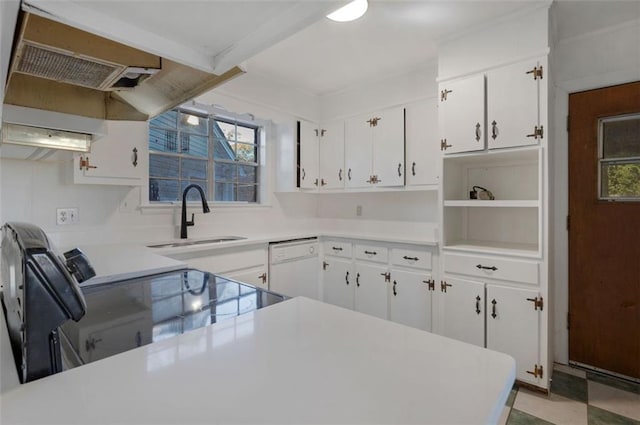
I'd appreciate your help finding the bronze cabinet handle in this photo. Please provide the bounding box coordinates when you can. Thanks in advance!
[393,280,397,296]
[348,168,352,180]
[476,264,498,271]
[338,169,343,181]
[398,163,402,177]
[412,162,416,176]
[475,296,481,315]
[491,299,497,318]
[356,273,360,287]
[345,271,350,286]
[475,123,482,142]
[132,147,138,167]
[403,256,419,261]
[491,121,498,140]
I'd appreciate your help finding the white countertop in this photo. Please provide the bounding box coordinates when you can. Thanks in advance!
[0,297,514,425]
[72,243,186,286]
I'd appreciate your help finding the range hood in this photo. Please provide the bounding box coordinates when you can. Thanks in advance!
[3,11,244,121]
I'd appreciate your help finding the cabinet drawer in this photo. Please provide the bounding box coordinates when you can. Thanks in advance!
[323,241,352,258]
[355,244,388,263]
[391,248,432,270]
[443,253,538,285]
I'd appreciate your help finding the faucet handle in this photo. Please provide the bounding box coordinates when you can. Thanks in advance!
[186,213,195,227]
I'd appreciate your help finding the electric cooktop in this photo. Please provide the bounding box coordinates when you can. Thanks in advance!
[60,269,287,369]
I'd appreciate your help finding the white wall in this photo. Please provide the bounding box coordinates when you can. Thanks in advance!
[0,72,322,248]
[550,12,640,364]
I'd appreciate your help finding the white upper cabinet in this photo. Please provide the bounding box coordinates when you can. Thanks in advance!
[318,120,345,190]
[405,98,439,186]
[345,113,374,188]
[487,58,543,149]
[73,121,146,185]
[372,106,405,187]
[439,74,485,155]
[299,120,320,190]
[345,106,405,188]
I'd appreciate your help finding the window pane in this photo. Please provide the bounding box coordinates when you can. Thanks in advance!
[149,154,179,178]
[238,165,256,184]
[149,179,179,202]
[179,134,208,157]
[215,182,236,202]
[601,162,640,198]
[215,162,236,182]
[179,112,208,136]
[181,158,207,180]
[236,142,256,163]
[236,126,256,144]
[181,181,208,202]
[237,185,257,202]
[215,121,236,141]
[150,110,177,129]
[602,117,640,159]
[149,129,178,153]
[214,138,235,160]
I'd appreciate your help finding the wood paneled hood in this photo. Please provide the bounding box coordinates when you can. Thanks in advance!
[4,12,244,121]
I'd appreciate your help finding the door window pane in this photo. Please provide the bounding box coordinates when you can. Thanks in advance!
[237,185,257,202]
[238,165,256,184]
[179,112,208,136]
[601,162,640,198]
[150,110,177,129]
[236,142,256,162]
[215,183,236,202]
[149,179,179,202]
[602,117,640,159]
[181,158,207,180]
[215,163,236,182]
[599,115,640,200]
[150,155,179,178]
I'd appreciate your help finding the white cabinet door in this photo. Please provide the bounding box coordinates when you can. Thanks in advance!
[222,266,268,289]
[299,120,319,189]
[487,59,541,149]
[322,257,354,310]
[74,121,146,185]
[440,277,485,347]
[319,120,345,189]
[389,269,432,331]
[354,262,388,320]
[344,113,372,188]
[487,284,540,385]
[406,98,439,186]
[439,74,485,155]
[372,106,405,187]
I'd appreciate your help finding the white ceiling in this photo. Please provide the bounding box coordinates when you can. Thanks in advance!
[245,0,640,96]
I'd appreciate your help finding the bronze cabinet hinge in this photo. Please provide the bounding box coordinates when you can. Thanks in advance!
[440,281,452,293]
[526,296,544,311]
[323,261,329,270]
[526,65,544,80]
[79,156,97,171]
[440,89,453,101]
[258,272,267,284]
[526,364,544,378]
[380,271,391,282]
[526,125,544,140]
[440,139,451,151]
[367,117,381,127]
[422,279,435,291]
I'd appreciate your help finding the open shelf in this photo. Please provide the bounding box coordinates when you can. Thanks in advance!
[443,200,539,208]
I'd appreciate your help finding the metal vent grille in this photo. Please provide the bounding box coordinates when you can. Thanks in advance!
[16,43,124,89]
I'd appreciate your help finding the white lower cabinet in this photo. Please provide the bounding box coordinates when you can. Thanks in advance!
[486,284,541,385]
[438,275,543,385]
[223,266,268,289]
[389,269,433,331]
[440,277,485,347]
[322,257,354,310]
[354,262,388,320]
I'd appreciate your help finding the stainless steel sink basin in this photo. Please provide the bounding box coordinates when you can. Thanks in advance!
[147,236,246,248]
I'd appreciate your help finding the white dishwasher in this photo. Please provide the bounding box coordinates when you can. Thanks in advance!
[269,238,320,300]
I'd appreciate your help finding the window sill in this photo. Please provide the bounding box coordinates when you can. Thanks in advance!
[139,202,272,214]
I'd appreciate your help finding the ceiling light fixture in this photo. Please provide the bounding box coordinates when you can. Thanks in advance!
[327,0,368,22]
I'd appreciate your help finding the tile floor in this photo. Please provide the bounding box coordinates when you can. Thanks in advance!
[499,364,640,425]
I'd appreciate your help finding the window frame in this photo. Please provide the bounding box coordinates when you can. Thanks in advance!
[597,114,640,202]
[148,107,263,205]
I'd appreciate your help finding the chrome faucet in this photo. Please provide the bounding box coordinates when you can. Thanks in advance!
[180,184,210,239]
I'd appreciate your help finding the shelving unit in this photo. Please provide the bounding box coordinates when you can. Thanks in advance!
[442,147,542,257]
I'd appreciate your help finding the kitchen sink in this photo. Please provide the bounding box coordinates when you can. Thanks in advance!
[147,236,246,248]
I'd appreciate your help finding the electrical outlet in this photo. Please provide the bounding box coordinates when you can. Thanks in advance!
[356,205,362,216]
[56,208,79,225]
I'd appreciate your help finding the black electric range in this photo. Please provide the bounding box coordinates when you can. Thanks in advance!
[60,269,287,369]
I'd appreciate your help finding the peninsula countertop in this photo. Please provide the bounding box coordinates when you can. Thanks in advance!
[0,297,514,425]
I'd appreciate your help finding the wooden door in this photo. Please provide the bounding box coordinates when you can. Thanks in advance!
[568,81,640,379]
[486,284,540,385]
[389,269,432,331]
[439,276,485,347]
